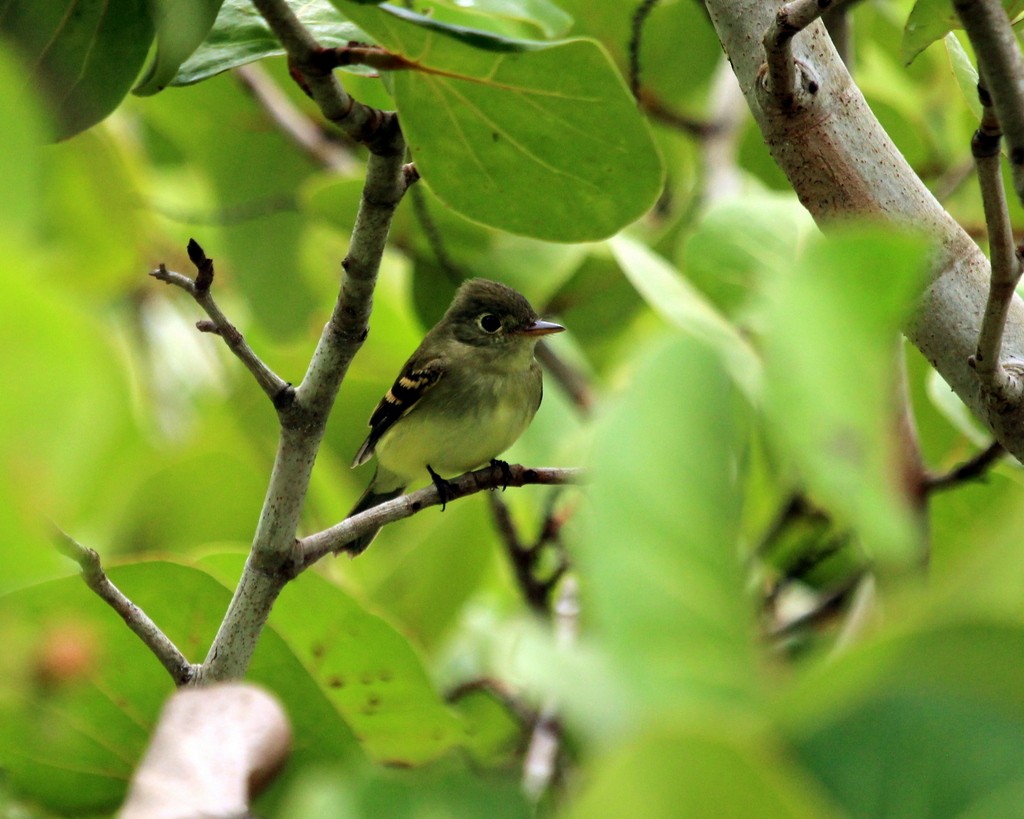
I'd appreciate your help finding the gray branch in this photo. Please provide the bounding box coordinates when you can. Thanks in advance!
[706,0,1024,460]
[56,531,197,686]
[296,465,584,568]
[969,84,1024,403]
[150,260,293,407]
[954,0,1024,209]
[194,1,409,683]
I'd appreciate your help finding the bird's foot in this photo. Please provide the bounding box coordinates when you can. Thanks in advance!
[490,458,513,491]
[426,464,456,511]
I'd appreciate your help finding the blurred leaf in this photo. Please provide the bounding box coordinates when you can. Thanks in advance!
[277,763,530,819]
[608,234,761,401]
[565,728,831,819]
[172,0,370,86]
[783,621,1024,818]
[902,0,1024,64]
[0,561,358,814]
[574,334,754,716]
[134,0,225,95]
[137,71,320,338]
[333,2,662,241]
[199,553,471,764]
[761,226,929,566]
[679,192,815,320]
[0,0,154,138]
[944,32,982,120]
[0,45,47,236]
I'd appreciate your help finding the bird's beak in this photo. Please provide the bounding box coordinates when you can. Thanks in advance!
[518,319,565,337]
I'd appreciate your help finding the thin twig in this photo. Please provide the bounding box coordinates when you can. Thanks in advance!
[522,576,578,803]
[488,492,571,616]
[55,531,197,686]
[924,440,1006,493]
[296,465,584,567]
[151,241,294,410]
[235,63,357,174]
[968,83,1024,404]
[954,0,1024,210]
[628,0,661,100]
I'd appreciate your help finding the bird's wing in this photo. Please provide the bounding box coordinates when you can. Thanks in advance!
[351,359,446,467]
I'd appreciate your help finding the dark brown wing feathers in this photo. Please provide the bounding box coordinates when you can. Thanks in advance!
[351,360,444,467]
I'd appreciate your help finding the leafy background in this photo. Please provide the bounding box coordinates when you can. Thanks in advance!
[4,0,1024,816]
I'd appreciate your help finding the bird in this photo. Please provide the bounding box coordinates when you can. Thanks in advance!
[345,278,565,555]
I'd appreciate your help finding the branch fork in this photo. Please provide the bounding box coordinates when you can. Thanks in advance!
[760,0,843,110]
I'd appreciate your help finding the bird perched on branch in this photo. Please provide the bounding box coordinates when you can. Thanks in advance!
[346,278,565,555]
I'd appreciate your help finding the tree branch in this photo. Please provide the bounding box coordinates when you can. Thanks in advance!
[249,0,402,155]
[924,440,1006,493]
[151,241,294,409]
[522,576,578,803]
[295,464,582,567]
[191,1,411,682]
[55,531,196,686]
[954,0,1024,210]
[487,492,571,616]
[968,83,1024,404]
[704,0,1024,461]
[762,0,852,110]
[197,148,408,683]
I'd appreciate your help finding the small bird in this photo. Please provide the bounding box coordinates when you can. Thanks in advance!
[346,278,565,554]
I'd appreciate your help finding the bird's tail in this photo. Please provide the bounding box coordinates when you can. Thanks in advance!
[344,482,405,556]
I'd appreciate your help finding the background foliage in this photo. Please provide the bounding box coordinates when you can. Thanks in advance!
[3,0,1024,816]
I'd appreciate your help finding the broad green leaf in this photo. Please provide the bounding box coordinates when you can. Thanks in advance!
[134,0,225,95]
[574,334,755,716]
[0,0,154,139]
[199,553,470,764]
[782,622,1024,819]
[944,32,982,120]
[0,44,47,235]
[761,226,929,565]
[0,561,358,814]
[608,234,762,402]
[902,0,1024,65]
[332,2,663,241]
[172,0,371,86]
[565,728,832,819]
[428,0,573,39]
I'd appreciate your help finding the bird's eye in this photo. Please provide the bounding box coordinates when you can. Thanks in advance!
[478,313,502,333]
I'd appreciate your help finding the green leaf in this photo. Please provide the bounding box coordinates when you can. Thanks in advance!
[333,2,663,241]
[944,32,982,120]
[902,0,1024,65]
[429,0,573,39]
[0,0,154,138]
[608,234,762,402]
[0,561,358,814]
[679,192,816,319]
[199,553,470,765]
[172,0,370,87]
[761,226,929,565]
[565,729,831,819]
[782,622,1024,819]
[574,334,755,717]
[134,0,225,96]
[902,0,960,65]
